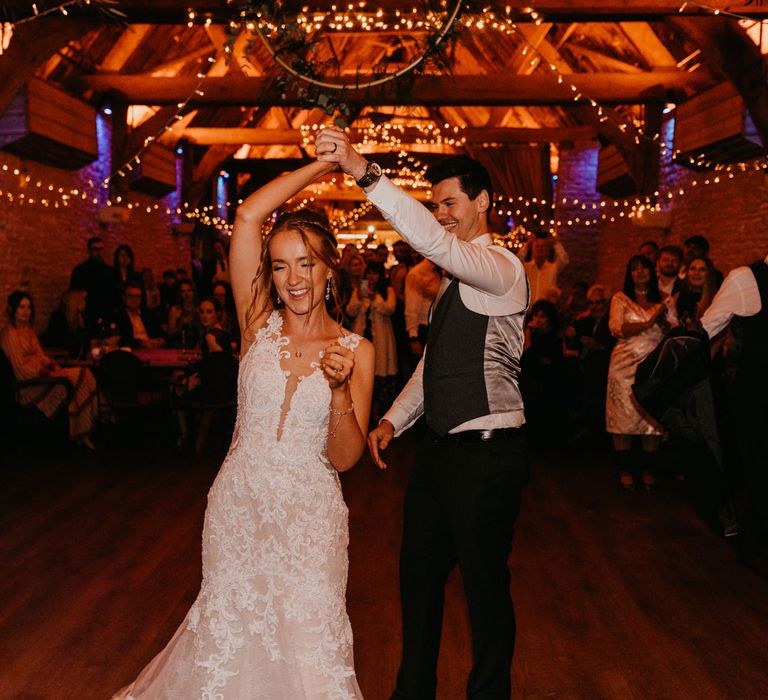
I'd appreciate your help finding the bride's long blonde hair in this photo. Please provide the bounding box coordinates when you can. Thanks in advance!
[244,209,341,334]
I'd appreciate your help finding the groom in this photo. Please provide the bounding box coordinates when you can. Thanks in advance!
[316,128,531,699]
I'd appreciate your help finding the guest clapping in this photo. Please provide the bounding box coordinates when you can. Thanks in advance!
[345,262,398,422]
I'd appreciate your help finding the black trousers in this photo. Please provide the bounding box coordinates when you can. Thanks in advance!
[391,431,530,700]
[729,370,768,557]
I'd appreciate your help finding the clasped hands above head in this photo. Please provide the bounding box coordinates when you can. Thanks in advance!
[314,127,368,181]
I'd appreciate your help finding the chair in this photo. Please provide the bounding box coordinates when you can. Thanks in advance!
[97,350,164,422]
[176,352,238,454]
[0,349,73,450]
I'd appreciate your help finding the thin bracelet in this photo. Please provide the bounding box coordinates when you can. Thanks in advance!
[329,402,355,438]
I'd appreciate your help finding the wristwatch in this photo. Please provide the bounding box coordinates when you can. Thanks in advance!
[355,160,383,188]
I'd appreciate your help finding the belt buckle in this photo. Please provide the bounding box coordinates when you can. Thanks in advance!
[479,430,494,441]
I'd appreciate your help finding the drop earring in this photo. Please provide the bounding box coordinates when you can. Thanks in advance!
[275,293,282,307]
[325,277,331,301]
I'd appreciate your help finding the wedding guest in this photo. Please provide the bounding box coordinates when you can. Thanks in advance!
[158,269,178,314]
[404,256,441,357]
[682,235,723,287]
[390,240,414,381]
[140,268,162,313]
[345,262,398,422]
[521,299,566,443]
[657,245,683,296]
[337,249,366,328]
[114,282,165,349]
[518,230,569,305]
[42,288,91,359]
[167,278,201,349]
[606,255,670,491]
[203,238,231,293]
[110,244,141,314]
[676,256,720,327]
[639,240,659,265]
[571,285,616,439]
[701,252,768,577]
[1,290,98,449]
[69,236,113,332]
[211,281,240,349]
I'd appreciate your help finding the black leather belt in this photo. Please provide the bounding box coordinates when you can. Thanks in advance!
[428,427,522,443]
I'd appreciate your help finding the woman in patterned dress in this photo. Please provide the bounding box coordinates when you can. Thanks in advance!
[112,158,374,699]
[1,290,98,449]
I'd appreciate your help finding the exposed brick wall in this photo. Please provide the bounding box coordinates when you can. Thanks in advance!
[554,142,602,289]
[0,150,188,333]
[560,117,768,295]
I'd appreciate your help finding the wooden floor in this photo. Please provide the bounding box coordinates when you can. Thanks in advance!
[2,428,768,699]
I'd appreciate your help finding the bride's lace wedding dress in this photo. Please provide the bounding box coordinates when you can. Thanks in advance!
[113,311,364,699]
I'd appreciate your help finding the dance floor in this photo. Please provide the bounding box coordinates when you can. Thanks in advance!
[2,429,768,699]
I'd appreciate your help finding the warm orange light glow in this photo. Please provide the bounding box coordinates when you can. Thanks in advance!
[1,22,13,54]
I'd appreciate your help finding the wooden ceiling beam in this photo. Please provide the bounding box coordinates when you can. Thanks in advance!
[6,1,766,23]
[665,16,768,147]
[80,72,709,106]
[179,125,597,146]
[0,16,98,116]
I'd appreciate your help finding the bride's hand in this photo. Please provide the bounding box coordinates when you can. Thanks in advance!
[321,344,354,389]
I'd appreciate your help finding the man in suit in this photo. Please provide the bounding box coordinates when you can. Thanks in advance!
[69,235,114,333]
[114,282,165,349]
[316,128,530,700]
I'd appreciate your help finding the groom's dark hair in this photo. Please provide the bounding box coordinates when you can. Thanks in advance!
[425,156,494,209]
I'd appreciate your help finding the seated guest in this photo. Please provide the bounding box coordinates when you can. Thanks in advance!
[1,290,98,449]
[42,288,91,359]
[140,268,162,313]
[173,297,232,447]
[114,282,165,349]
[198,298,232,356]
[167,278,201,349]
[211,281,240,349]
[158,269,178,313]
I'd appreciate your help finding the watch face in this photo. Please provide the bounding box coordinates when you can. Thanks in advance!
[370,162,382,176]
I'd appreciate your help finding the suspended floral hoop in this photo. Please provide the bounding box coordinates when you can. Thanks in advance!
[250,0,463,92]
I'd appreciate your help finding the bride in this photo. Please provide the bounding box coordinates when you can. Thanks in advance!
[112,159,374,699]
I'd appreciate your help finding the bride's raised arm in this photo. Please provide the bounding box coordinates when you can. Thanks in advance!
[230,160,338,332]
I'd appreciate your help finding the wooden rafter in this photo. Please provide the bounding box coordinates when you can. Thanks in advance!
[178,125,597,146]
[0,16,98,116]
[80,72,710,106]
[665,16,768,147]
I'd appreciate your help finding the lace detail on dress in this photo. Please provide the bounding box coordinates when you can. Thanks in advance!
[112,310,364,699]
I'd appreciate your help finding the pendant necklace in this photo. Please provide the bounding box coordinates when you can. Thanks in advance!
[289,336,304,358]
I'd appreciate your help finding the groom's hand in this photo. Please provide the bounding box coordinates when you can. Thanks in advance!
[315,127,368,183]
[367,419,395,470]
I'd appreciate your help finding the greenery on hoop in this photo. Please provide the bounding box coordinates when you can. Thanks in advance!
[229,0,467,128]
